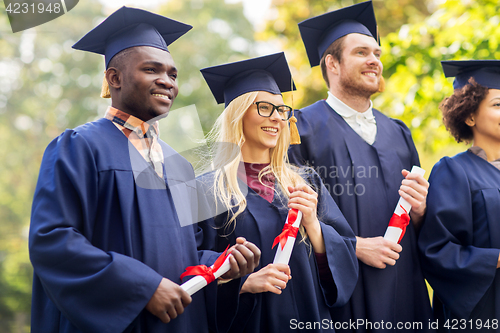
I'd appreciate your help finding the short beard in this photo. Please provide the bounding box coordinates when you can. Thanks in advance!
[339,74,379,100]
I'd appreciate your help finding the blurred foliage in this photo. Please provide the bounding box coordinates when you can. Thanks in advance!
[156,0,256,151]
[1,0,500,331]
[0,0,107,330]
[376,0,500,171]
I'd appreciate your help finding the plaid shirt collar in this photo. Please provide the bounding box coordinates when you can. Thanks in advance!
[104,106,160,140]
[105,106,164,178]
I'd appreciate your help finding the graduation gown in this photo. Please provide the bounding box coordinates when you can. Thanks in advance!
[198,169,358,333]
[418,151,500,330]
[288,100,432,332]
[29,118,222,333]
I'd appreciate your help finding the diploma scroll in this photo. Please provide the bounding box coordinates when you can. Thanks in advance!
[272,209,303,265]
[383,165,426,244]
[180,246,231,296]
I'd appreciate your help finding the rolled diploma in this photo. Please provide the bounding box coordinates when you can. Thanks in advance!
[273,210,303,265]
[383,165,425,243]
[180,256,231,296]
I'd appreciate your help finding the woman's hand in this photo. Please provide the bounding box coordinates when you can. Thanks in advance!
[287,184,325,253]
[240,263,291,295]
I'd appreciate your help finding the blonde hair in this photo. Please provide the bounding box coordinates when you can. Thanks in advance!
[204,91,306,231]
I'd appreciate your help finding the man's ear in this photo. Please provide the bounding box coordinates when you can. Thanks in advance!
[106,67,121,90]
[465,114,475,127]
[325,54,340,75]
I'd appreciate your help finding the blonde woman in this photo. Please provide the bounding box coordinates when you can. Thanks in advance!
[198,53,357,333]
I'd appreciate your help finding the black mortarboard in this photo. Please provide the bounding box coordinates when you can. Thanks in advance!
[441,60,500,90]
[200,52,296,108]
[72,6,192,68]
[298,1,378,67]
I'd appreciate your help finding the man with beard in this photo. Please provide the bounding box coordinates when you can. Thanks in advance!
[29,7,260,333]
[288,1,432,331]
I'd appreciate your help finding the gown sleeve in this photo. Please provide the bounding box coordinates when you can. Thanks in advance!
[308,169,358,307]
[417,157,500,319]
[29,130,164,332]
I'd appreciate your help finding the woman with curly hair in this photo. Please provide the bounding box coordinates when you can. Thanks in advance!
[197,53,358,333]
[418,60,500,330]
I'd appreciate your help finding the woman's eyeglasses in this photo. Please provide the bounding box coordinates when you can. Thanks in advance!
[253,101,293,121]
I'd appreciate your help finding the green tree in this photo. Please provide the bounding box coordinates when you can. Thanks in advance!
[157,0,256,131]
[377,0,500,170]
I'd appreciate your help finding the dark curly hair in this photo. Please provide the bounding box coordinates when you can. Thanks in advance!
[440,77,489,143]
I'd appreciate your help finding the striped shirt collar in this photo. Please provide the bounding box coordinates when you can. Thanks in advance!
[104,106,160,139]
[104,106,164,178]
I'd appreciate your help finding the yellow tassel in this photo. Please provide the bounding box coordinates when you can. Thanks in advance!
[101,71,111,98]
[289,114,301,145]
[378,75,385,93]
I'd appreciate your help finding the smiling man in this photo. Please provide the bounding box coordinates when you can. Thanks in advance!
[288,1,433,332]
[28,7,260,333]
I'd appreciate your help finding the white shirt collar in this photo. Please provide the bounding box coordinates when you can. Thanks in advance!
[326,91,375,120]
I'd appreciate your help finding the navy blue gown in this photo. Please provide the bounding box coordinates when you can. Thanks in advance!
[418,151,500,331]
[288,100,432,332]
[29,118,229,333]
[198,169,358,333]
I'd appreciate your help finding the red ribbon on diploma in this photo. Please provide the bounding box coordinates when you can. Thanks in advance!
[388,205,410,244]
[272,209,300,250]
[180,245,231,284]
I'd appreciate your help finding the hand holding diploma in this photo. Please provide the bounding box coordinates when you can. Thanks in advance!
[287,184,325,253]
[146,278,192,323]
[241,184,321,295]
[275,182,323,262]
[180,237,261,296]
[240,263,291,294]
[240,210,299,295]
[273,209,302,264]
[180,245,232,296]
[357,168,427,269]
[384,166,427,244]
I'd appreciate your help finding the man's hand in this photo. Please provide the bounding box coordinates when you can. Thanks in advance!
[356,236,402,269]
[221,237,261,280]
[400,169,429,230]
[146,278,192,324]
[240,263,291,295]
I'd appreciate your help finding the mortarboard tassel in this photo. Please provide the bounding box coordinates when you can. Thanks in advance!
[101,71,111,98]
[289,113,301,145]
[378,75,385,93]
[289,75,301,145]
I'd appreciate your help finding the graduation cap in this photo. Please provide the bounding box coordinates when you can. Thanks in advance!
[200,52,300,144]
[298,0,378,67]
[72,6,192,98]
[441,60,500,90]
[200,52,296,107]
